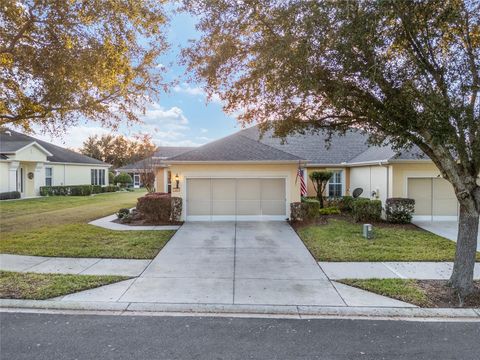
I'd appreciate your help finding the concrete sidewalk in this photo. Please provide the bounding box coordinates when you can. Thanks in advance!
[0,254,150,277]
[89,214,180,231]
[319,262,480,280]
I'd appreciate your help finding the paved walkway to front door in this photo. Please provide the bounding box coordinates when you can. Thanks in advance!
[58,222,412,307]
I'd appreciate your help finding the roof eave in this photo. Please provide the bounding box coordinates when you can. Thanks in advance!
[165,160,305,165]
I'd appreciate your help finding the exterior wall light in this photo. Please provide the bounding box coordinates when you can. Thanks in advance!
[175,173,180,189]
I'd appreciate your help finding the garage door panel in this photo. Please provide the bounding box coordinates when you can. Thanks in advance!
[433,178,458,216]
[407,178,458,218]
[187,177,286,220]
[187,179,211,216]
[408,178,432,216]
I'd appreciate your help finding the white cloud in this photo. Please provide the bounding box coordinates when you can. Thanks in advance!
[33,125,112,149]
[173,83,223,105]
[200,128,208,133]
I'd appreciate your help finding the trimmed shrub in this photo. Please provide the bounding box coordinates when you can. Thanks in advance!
[0,191,21,200]
[340,196,355,212]
[385,198,415,223]
[91,185,102,194]
[319,207,341,215]
[40,185,93,196]
[101,185,119,193]
[109,171,115,185]
[302,197,320,219]
[117,208,130,219]
[290,202,305,221]
[352,198,382,222]
[136,192,182,223]
[114,172,133,187]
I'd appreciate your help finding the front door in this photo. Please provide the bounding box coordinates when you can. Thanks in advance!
[134,174,140,188]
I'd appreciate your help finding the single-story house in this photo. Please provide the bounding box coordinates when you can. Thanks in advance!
[128,125,460,222]
[0,129,110,197]
[116,147,194,189]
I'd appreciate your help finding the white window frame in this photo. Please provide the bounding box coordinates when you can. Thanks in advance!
[45,167,53,186]
[327,170,344,198]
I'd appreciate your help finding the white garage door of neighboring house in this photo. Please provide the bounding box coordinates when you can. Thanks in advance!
[407,178,459,221]
[186,178,286,221]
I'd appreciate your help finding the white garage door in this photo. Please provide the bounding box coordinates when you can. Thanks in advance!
[407,178,458,220]
[186,178,286,221]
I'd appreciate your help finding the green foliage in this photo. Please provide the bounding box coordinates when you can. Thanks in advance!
[109,172,115,185]
[114,173,133,187]
[385,198,415,224]
[352,199,382,222]
[117,208,130,219]
[302,198,320,219]
[40,185,94,196]
[308,171,333,208]
[340,196,355,212]
[80,134,157,169]
[0,1,168,133]
[318,207,341,215]
[0,191,21,200]
[101,185,119,193]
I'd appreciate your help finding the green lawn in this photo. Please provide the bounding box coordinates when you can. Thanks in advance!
[297,219,480,262]
[339,279,430,306]
[0,190,175,259]
[0,271,129,300]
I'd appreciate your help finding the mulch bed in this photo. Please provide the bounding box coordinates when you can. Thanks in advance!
[417,280,480,308]
[112,218,183,226]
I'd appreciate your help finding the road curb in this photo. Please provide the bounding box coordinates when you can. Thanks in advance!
[1,300,479,320]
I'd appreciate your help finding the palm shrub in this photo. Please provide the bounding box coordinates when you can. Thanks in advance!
[308,171,333,208]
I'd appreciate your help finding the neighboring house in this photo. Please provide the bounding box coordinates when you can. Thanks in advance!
[116,147,194,189]
[120,124,462,222]
[0,129,110,198]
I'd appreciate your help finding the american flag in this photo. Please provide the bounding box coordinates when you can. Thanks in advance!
[297,167,307,197]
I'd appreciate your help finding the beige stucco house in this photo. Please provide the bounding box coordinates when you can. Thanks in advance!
[0,129,110,198]
[129,125,460,222]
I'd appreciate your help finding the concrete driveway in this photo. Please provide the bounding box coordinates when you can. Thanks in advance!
[61,222,412,307]
[119,221,344,306]
[413,220,480,251]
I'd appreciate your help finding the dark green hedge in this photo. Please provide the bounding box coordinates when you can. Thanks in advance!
[0,191,21,200]
[40,185,119,196]
[352,198,382,222]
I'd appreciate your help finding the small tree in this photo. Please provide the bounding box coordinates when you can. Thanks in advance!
[139,157,157,193]
[309,171,333,208]
[114,173,133,188]
[108,172,115,185]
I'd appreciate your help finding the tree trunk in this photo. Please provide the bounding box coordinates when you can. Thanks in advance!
[317,193,324,208]
[449,203,479,298]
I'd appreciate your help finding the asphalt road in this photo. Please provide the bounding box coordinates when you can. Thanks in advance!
[1,312,479,360]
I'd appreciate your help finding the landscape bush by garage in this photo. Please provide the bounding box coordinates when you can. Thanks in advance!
[101,185,119,193]
[302,198,320,219]
[0,191,21,200]
[136,192,183,223]
[352,198,382,222]
[385,198,415,223]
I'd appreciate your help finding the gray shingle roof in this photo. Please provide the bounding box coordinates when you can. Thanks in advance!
[0,129,108,165]
[168,131,302,162]
[154,146,196,159]
[240,127,374,164]
[170,124,430,164]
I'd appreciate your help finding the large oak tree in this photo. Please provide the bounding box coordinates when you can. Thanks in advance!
[0,0,168,133]
[183,0,480,296]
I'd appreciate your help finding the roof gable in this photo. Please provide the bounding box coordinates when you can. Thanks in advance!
[0,129,109,165]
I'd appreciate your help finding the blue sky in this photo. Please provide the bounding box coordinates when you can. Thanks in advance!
[36,9,239,149]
